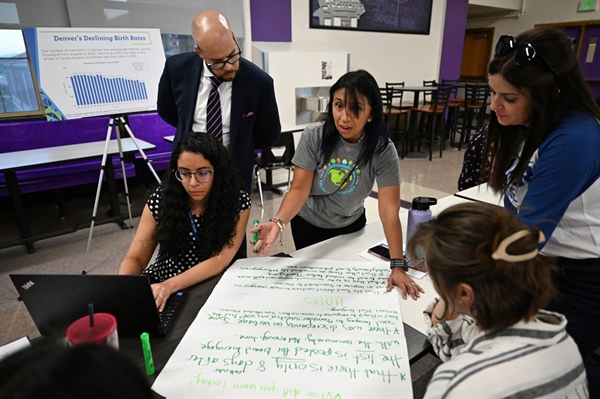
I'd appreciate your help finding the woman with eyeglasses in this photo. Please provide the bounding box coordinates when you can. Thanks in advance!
[118,132,250,311]
[485,27,600,396]
[250,70,424,300]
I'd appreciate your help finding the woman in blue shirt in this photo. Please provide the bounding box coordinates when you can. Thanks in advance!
[484,27,600,397]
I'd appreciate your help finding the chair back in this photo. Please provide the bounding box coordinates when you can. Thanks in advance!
[463,84,489,109]
[258,132,295,169]
[431,84,454,113]
[441,79,460,100]
[380,87,391,110]
[384,82,406,110]
[422,80,438,104]
[253,132,296,206]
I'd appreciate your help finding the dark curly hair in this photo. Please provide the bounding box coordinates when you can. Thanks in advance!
[157,132,244,262]
[485,27,600,193]
[408,202,557,332]
[321,69,389,167]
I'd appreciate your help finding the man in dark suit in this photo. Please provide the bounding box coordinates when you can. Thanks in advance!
[157,10,281,190]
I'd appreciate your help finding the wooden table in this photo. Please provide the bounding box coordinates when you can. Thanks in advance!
[0,138,155,253]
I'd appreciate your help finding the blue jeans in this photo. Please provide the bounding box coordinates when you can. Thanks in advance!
[546,257,600,398]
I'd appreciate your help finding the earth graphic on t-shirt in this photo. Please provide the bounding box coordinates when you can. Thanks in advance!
[319,158,361,194]
[331,168,352,189]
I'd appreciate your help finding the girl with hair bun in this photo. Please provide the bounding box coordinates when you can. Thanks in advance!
[412,203,588,398]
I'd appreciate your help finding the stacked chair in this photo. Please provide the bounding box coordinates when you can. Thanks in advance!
[407,84,454,161]
[380,82,410,158]
[451,83,490,150]
[441,78,462,142]
[422,79,438,105]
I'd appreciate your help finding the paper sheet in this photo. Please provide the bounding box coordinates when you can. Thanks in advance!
[152,258,413,398]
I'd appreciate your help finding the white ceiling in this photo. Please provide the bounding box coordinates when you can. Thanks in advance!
[467,4,521,19]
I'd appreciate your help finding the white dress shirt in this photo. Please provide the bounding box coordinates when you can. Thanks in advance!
[192,61,233,147]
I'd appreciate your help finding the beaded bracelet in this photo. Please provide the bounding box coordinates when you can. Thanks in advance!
[269,217,286,230]
[269,217,285,245]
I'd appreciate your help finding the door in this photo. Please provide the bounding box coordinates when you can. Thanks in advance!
[460,28,494,83]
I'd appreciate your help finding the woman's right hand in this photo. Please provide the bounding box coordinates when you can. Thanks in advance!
[250,221,281,255]
[431,298,447,324]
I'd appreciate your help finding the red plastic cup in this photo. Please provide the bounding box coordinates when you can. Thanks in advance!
[66,312,119,349]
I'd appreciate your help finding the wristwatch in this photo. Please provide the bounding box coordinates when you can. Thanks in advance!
[390,258,409,272]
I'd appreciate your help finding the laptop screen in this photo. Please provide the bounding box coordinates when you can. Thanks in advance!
[9,274,180,338]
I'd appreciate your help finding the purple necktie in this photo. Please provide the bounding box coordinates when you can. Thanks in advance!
[206,76,223,143]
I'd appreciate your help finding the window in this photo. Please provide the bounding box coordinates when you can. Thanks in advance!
[161,33,196,58]
[0,29,43,118]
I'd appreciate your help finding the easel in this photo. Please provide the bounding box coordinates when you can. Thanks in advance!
[83,114,162,274]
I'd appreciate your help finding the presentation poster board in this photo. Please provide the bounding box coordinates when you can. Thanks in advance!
[23,27,165,121]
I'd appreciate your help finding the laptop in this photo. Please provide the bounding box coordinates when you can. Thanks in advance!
[9,274,186,338]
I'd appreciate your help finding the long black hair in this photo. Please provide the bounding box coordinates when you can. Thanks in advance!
[321,69,389,167]
[158,132,244,261]
[485,27,600,193]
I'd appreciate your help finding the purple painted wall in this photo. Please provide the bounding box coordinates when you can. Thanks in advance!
[438,0,469,82]
[250,0,292,42]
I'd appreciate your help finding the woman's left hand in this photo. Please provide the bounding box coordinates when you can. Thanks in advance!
[151,282,174,312]
[386,268,424,300]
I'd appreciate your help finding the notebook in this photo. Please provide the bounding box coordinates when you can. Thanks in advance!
[9,274,186,338]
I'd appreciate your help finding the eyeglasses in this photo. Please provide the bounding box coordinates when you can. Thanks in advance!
[494,35,558,81]
[205,40,242,70]
[174,169,214,183]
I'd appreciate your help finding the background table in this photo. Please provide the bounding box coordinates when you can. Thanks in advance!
[393,86,438,109]
[0,138,155,253]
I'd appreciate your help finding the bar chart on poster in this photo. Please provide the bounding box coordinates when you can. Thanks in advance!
[23,27,165,121]
[69,73,149,106]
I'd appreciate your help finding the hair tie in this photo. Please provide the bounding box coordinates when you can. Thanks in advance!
[491,230,545,262]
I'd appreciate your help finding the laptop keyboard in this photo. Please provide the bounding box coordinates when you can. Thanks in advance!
[158,291,185,333]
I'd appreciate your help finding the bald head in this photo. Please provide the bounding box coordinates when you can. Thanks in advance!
[192,11,232,49]
[191,10,240,81]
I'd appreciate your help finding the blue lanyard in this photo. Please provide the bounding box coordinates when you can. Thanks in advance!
[188,210,199,240]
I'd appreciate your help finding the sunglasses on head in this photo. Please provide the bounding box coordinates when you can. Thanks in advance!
[495,35,558,82]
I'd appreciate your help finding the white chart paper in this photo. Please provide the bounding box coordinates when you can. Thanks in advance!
[152,258,413,398]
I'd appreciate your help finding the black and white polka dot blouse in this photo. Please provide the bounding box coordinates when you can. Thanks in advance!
[142,187,251,282]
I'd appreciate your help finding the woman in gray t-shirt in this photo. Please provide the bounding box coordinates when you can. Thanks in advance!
[252,70,423,300]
